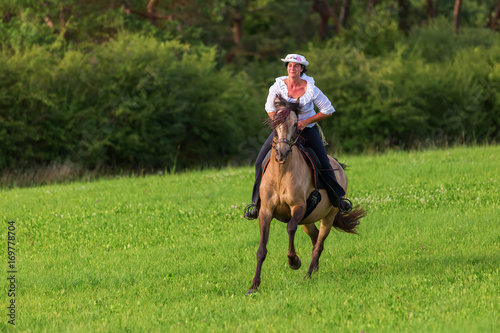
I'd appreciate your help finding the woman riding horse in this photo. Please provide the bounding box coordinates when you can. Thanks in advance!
[244,53,352,220]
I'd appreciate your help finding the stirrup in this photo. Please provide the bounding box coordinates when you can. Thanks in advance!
[244,204,259,220]
[338,197,353,213]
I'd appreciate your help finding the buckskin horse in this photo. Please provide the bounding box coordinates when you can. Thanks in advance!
[246,95,366,295]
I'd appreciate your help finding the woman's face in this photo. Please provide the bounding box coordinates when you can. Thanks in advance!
[287,62,303,77]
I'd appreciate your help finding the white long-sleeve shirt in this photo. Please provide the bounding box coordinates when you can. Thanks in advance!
[264,74,335,128]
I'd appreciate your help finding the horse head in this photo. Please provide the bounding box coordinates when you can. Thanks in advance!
[266,95,303,163]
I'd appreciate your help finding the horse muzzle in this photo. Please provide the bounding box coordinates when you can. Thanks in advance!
[273,137,294,163]
[275,148,290,163]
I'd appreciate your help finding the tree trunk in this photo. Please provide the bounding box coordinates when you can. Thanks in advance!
[486,5,494,27]
[491,0,500,31]
[426,0,433,17]
[433,0,440,17]
[147,0,159,25]
[58,6,72,39]
[398,0,410,35]
[453,0,462,34]
[122,2,172,22]
[232,8,243,45]
[312,0,341,41]
[426,0,441,19]
[313,0,329,40]
[59,6,71,27]
[3,11,11,23]
[326,0,341,35]
[366,0,377,16]
[339,0,350,27]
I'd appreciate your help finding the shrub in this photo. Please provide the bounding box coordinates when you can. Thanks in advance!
[304,23,499,153]
[0,33,262,171]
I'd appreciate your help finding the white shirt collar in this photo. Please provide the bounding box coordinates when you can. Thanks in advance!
[275,74,316,104]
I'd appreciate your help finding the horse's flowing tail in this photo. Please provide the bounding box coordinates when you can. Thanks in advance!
[333,205,366,234]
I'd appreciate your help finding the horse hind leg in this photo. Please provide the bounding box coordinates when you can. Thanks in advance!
[305,209,336,279]
[302,223,319,247]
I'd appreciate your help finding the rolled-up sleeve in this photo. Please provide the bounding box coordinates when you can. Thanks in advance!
[313,87,335,115]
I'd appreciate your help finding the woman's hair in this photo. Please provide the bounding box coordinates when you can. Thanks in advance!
[284,62,308,76]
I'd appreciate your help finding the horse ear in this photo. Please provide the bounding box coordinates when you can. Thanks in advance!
[293,97,305,114]
[274,95,280,109]
[274,94,287,109]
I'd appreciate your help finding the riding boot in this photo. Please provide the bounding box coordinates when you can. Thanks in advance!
[244,173,262,220]
[320,169,353,213]
[244,201,260,220]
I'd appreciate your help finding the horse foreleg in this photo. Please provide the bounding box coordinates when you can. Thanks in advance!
[287,205,305,270]
[302,223,319,247]
[246,211,272,295]
[305,209,336,278]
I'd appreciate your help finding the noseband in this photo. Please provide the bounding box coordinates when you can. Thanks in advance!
[272,131,301,150]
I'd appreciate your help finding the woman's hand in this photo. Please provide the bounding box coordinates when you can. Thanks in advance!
[298,112,332,131]
[298,120,309,131]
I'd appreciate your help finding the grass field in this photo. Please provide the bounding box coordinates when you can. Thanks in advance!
[1,145,499,332]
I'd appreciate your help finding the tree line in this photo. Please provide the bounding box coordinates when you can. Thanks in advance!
[2,1,500,61]
[0,1,499,181]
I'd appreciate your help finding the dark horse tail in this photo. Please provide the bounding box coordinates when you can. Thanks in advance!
[333,205,366,234]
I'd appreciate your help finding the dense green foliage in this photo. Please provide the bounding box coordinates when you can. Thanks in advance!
[1,146,498,331]
[309,20,500,152]
[0,1,499,173]
[0,33,261,170]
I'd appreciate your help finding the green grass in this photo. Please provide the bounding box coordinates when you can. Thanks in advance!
[1,145,499,332]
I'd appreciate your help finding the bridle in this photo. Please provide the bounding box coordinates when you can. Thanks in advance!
[272,130,301,150]
[271,108,302,153]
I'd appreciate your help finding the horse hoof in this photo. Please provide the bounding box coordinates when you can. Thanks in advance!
[246,288,258,296]
[303,273,312,280]
[289,258,301,270]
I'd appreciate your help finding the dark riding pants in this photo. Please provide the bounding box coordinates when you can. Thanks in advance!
[250,125,346,207]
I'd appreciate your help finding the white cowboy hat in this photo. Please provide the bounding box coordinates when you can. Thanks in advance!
[281,54,309,66]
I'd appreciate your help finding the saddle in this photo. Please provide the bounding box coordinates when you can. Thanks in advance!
[261,145,329,220]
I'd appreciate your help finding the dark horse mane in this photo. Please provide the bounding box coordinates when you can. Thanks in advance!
[265,94,304,130]
[265,94,348,172]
